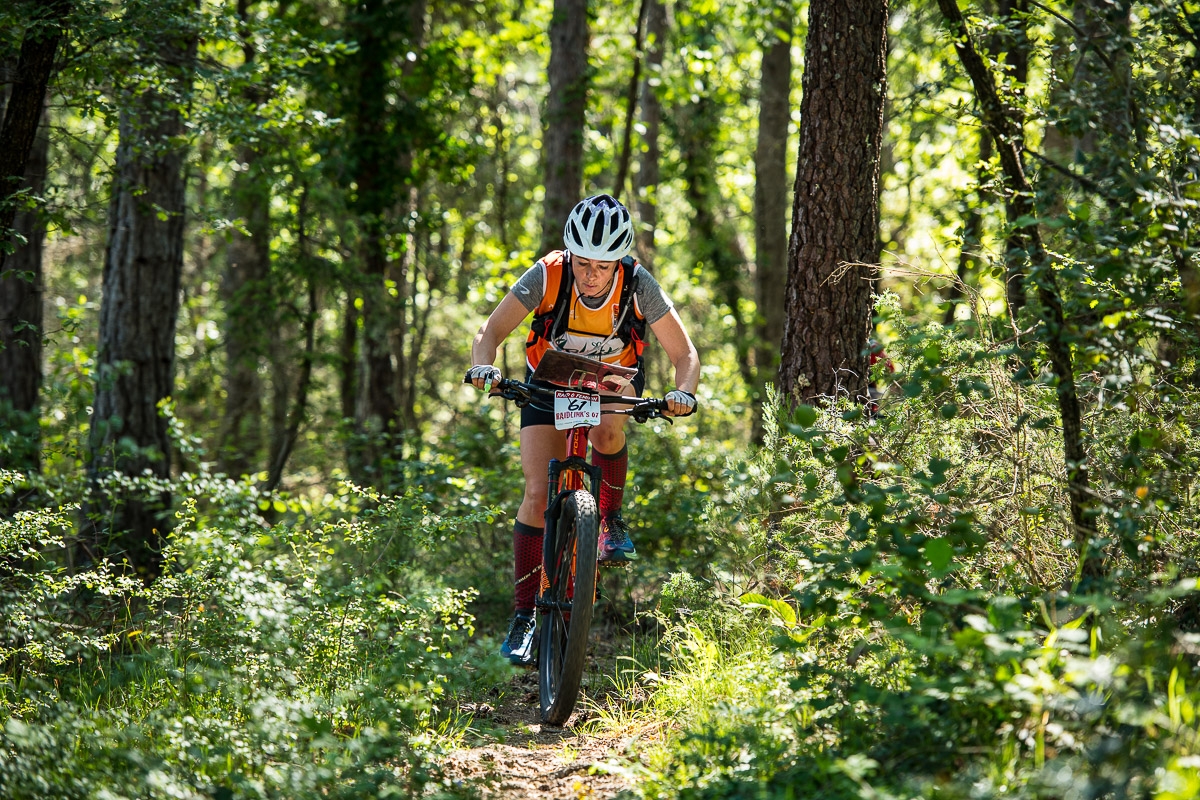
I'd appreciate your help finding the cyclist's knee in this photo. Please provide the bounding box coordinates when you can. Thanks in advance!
[589,425,625,454]
[522,484,549,513]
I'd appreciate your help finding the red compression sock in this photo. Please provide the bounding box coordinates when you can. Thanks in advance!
[592,444,628,519]
[513,520,543,611]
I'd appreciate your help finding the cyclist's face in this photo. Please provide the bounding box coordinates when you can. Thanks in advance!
[572,256,618,296]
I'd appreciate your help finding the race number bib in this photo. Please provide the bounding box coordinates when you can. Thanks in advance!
[553,390,601,430]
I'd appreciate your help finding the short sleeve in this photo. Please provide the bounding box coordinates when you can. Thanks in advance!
[510,262,545,312]
[633,267,673,325]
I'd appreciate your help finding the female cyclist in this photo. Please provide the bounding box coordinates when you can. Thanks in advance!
[466,193,700,665]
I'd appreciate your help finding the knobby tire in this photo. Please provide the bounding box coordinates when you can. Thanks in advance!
[538,489,598,726]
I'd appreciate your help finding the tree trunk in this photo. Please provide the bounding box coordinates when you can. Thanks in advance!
[778,0,888,406]
[753,12,792,437]
[388,1,427,446]
[0,111,48,483]
[0,0,68,276]
[936,0,1097,581]
[539,0,589,255]
[344,0,426,480]
[633,0,667,267]
[218,0,270,478]
[351,0,398,445]
[612,0,649,202]
[264,186,317,493]
[88,16,196,578]
[998,0,1030,316]
[340,292,358,423]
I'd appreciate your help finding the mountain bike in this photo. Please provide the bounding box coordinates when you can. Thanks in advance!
[469,350,675,725]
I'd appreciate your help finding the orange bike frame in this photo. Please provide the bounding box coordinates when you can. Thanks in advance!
[540,420,602,599]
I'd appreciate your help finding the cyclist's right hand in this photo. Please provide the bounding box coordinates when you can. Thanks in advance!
[664,389,697,417]
[465,364,502,391]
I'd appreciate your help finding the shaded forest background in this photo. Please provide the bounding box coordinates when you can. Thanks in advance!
[4,0,1200,797]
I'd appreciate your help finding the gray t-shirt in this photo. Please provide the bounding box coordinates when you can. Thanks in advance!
[510,256,673,325]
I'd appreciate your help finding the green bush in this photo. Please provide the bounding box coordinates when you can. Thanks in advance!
[0,470,502,799]
[626,305,1200,799]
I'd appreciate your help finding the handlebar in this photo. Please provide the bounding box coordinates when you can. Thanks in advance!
[463,375,677,424]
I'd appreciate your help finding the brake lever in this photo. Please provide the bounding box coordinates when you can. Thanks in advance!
[631,409,672,424]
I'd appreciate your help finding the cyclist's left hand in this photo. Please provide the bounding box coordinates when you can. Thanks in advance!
[665,389,697,417]
[465,364,502,391]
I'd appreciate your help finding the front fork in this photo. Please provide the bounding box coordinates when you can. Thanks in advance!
[539,426,601,600]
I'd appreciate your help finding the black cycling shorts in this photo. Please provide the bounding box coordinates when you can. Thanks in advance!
[519,361,646,429]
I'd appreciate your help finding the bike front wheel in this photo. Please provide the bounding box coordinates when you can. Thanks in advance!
[538,489,599,725]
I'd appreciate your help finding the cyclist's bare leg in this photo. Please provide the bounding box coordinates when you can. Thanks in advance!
[589,381,636,454]
[518,424,567,527]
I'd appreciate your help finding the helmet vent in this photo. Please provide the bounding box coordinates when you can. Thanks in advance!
[562,194,634,260]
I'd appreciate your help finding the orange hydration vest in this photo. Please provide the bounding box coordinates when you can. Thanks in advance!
[524,250,647,372]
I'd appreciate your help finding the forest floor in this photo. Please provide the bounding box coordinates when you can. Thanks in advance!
[443,621,650,799]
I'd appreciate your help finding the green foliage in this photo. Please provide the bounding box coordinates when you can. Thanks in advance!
[622,296,1200,796]
[10,0,1200,794]
[0,470,502,799]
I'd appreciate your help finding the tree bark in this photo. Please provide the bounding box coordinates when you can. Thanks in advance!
[0,111,48,482]
[218,0,270,479]
[88,12,196,578]
[998,0,1030,316]
[387,1,426,447]
[612,0,649,202]
[0,0,69,276]
[539,0,589,255]
[778,0,888,406]
[936,0,1097,581]
[343,0,424,479]
[340,292,358,423]
[350,0,399,452]
[633,0,667,267]
[753,12,792,437]
[264,186,317,493]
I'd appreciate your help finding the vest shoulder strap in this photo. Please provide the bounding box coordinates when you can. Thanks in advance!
[529,253,645,350]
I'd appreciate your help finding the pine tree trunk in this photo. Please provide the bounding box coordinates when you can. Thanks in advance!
[634,0,666,267]
[753,14,792,436]
[346,0,400,477]
[778,0,888,406]
[998,0,1030,316]
[540,0,589,254]
[0,112,48,481]
[612,0,649,202]
[0,0,68,276]
[218,0,271,478]
[345,0,426,480]
[88,17,196,578]
[219,145,270,478]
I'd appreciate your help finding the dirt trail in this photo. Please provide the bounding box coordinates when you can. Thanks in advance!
[444,630,645,799]
[444,618,657,800]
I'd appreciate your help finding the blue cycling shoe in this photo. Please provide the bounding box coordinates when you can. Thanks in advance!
[598,514,638,564]
[500,610,536,665]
